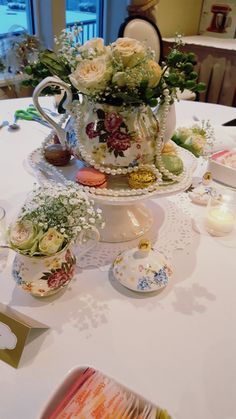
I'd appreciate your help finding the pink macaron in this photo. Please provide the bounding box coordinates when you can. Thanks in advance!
[76,167,108,188]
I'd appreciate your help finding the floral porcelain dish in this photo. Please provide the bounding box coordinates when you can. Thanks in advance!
[112,239,172,293]
[7,182,103,297]
[12,243,76,297]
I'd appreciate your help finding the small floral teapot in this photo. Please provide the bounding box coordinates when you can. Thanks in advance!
[12,228,99,298]
[33,76,176,169]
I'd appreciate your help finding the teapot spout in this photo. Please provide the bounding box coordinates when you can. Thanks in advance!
[33,76,73,148]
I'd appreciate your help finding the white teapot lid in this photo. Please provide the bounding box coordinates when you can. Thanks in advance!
[112,239,172,293]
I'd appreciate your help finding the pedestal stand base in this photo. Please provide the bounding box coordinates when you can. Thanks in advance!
[96,202,153,243]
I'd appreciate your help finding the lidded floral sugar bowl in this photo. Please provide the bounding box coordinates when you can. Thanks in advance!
[112,239,172,293]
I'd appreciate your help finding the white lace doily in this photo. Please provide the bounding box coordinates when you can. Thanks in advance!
[77,193,192,270]
[25,133,196,270]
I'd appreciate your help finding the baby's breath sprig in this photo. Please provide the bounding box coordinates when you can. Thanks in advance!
[20,181,103,242]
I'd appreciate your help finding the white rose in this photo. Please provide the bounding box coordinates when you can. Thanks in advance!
[38,228,65,256]
[69,56,113,95]
[177,127,192,140]
[78,37,106,58]
[112,37,146,68]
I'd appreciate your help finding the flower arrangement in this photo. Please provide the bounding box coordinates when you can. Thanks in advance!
[171,121,214,157]
[22,27,205,106]
[69,36,205,106]
[8,182,103,257]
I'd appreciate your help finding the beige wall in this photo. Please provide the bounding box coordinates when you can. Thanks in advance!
[156,0,203,37]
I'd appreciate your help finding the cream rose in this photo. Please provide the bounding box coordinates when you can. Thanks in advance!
[145,60,162,88]
[9,220,40,255]
[69,56,112,95]
[78,37,106,58]
[38,228,65,256]
[112,37,146,68]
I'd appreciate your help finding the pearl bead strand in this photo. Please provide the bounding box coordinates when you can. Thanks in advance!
[154,88,184,183]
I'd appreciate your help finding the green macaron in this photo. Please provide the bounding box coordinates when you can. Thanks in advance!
[157,154,184,181]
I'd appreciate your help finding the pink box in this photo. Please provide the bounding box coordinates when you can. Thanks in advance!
[208,149,236,188]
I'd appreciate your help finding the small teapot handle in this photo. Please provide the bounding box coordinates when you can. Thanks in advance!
[32,76,73,148]
[74,226,100,259]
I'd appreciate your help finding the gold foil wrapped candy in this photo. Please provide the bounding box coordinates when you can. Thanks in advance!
[138,239,152,252]
[202,171,212,185]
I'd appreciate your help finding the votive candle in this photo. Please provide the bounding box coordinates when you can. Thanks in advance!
[205,206,236,236]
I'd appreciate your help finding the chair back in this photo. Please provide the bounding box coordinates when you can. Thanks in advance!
[118,15,163,64]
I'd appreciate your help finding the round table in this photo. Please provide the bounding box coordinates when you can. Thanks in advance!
[0,97,236,419]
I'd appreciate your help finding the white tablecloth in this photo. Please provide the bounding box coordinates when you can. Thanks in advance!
[0,98,236,419]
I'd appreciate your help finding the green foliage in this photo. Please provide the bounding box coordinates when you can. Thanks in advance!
[21,49,75,96]
[160,40,206,101]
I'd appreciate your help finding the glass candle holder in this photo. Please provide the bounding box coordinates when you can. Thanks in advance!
[205,189,236,237]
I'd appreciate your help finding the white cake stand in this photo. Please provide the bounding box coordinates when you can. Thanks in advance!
[92,149,195,242]
[28,146,196,243]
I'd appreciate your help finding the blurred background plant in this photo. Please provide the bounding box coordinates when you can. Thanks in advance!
[21,24,82,96]
[0,26,40,81]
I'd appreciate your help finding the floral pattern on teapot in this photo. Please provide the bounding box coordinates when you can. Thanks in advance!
[13,247,76,298]
[72,99,159,168]
[86,108,133,158]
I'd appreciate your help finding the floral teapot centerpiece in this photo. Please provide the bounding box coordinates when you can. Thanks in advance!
[8,182,103,297]
[32,36,204,172]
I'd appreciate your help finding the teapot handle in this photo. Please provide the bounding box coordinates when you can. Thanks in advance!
[32,76,73,148]
[74,227,100,259]
[153,102,176,143]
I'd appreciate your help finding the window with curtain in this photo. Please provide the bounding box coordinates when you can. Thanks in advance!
[65,0,103,44]
[0,0,34,38]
